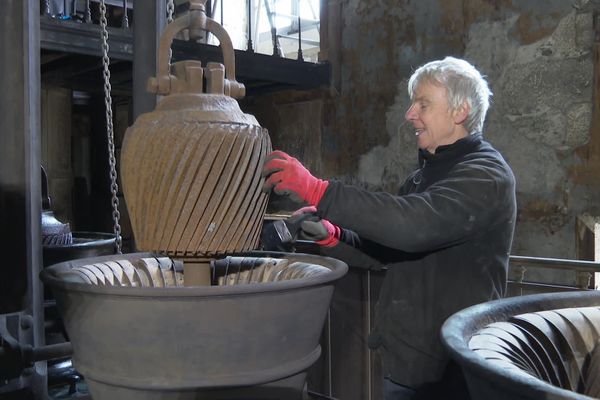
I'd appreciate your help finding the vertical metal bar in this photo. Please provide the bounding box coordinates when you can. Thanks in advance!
[122,0,129,28]
[515,264,526,296]
[327,308,333,396]
[247,0,254,52]
[252,0,261,50]
[297,0,303,61]
[367,270,372,400]
[1,0,44,395]
[220,0,223,25]
[133,0,167,119]
[264,0,281,56]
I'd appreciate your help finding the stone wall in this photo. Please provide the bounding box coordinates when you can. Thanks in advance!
[247,0,600,261]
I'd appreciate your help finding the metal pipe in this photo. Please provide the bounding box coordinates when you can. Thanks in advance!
[509,255,600,272]
[247,0,254,52]
[30,342,73,362]
[0,341,73,375]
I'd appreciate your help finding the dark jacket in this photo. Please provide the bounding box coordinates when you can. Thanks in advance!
[316,133,516,387]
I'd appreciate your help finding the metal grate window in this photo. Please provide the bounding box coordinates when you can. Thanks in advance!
[208,0,321,62]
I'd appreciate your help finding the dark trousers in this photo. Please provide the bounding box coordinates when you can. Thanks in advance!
[384,362,471,400]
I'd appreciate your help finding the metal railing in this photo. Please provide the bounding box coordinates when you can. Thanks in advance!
[41,0,321,62]
[508,255,600,295]
[211,0,321,61]
[42,0,132,27]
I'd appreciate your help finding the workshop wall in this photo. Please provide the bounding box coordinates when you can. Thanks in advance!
[246,0,600,261]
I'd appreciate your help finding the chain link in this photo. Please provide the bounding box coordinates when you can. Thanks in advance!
[167,0,175,23]
[167,0,175,67]
[99,1,123,254]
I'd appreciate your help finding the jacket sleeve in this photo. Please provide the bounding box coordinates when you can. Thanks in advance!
[319,228,419,270]
[317,157,515,253]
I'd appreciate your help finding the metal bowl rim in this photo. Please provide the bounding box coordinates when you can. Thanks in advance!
[441,291,600,400]
[40,251,348,297]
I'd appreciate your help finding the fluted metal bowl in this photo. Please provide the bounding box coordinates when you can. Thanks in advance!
[41,251,347,400]
[441,291,600,400]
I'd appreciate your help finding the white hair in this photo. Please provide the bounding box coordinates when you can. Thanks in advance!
[407,56,492,134]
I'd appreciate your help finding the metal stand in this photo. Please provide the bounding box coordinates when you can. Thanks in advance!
[0,1,45,398]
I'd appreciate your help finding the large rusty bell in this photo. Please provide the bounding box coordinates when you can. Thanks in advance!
[121,1,271,277]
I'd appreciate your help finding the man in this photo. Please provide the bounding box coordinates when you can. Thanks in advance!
[262,57,516,399]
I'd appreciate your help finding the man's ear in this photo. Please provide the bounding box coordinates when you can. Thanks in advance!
[453,102,470,125]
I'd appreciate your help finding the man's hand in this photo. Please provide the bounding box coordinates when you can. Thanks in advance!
[261,150,329,206]
[290,206,341,247]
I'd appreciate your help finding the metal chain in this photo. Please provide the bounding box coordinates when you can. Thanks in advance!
[167,0,175,23]
[42,0,50,16]
[99,0,123,254]
[121,0,129,28]
[167,0,175,66]
[85,0,91,23]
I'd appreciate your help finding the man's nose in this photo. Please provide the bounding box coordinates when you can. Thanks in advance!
[405,104,417,121]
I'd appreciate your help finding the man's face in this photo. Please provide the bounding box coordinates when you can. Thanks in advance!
[405,80,468,154]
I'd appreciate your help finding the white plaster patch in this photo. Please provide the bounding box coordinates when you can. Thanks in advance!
[357,145,392,187]
[566,102,593,148]
[464,15,520,80]
[514,11,593,63]
[472,9,594,152]
[356,80,416,190]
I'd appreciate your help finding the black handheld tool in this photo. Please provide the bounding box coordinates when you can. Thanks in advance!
[260,212,316,251]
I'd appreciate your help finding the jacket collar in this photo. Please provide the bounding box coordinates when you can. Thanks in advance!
[418,132,482,167]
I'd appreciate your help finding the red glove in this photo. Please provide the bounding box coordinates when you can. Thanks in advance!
[262,150,329,206]
[291,206,341,247]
